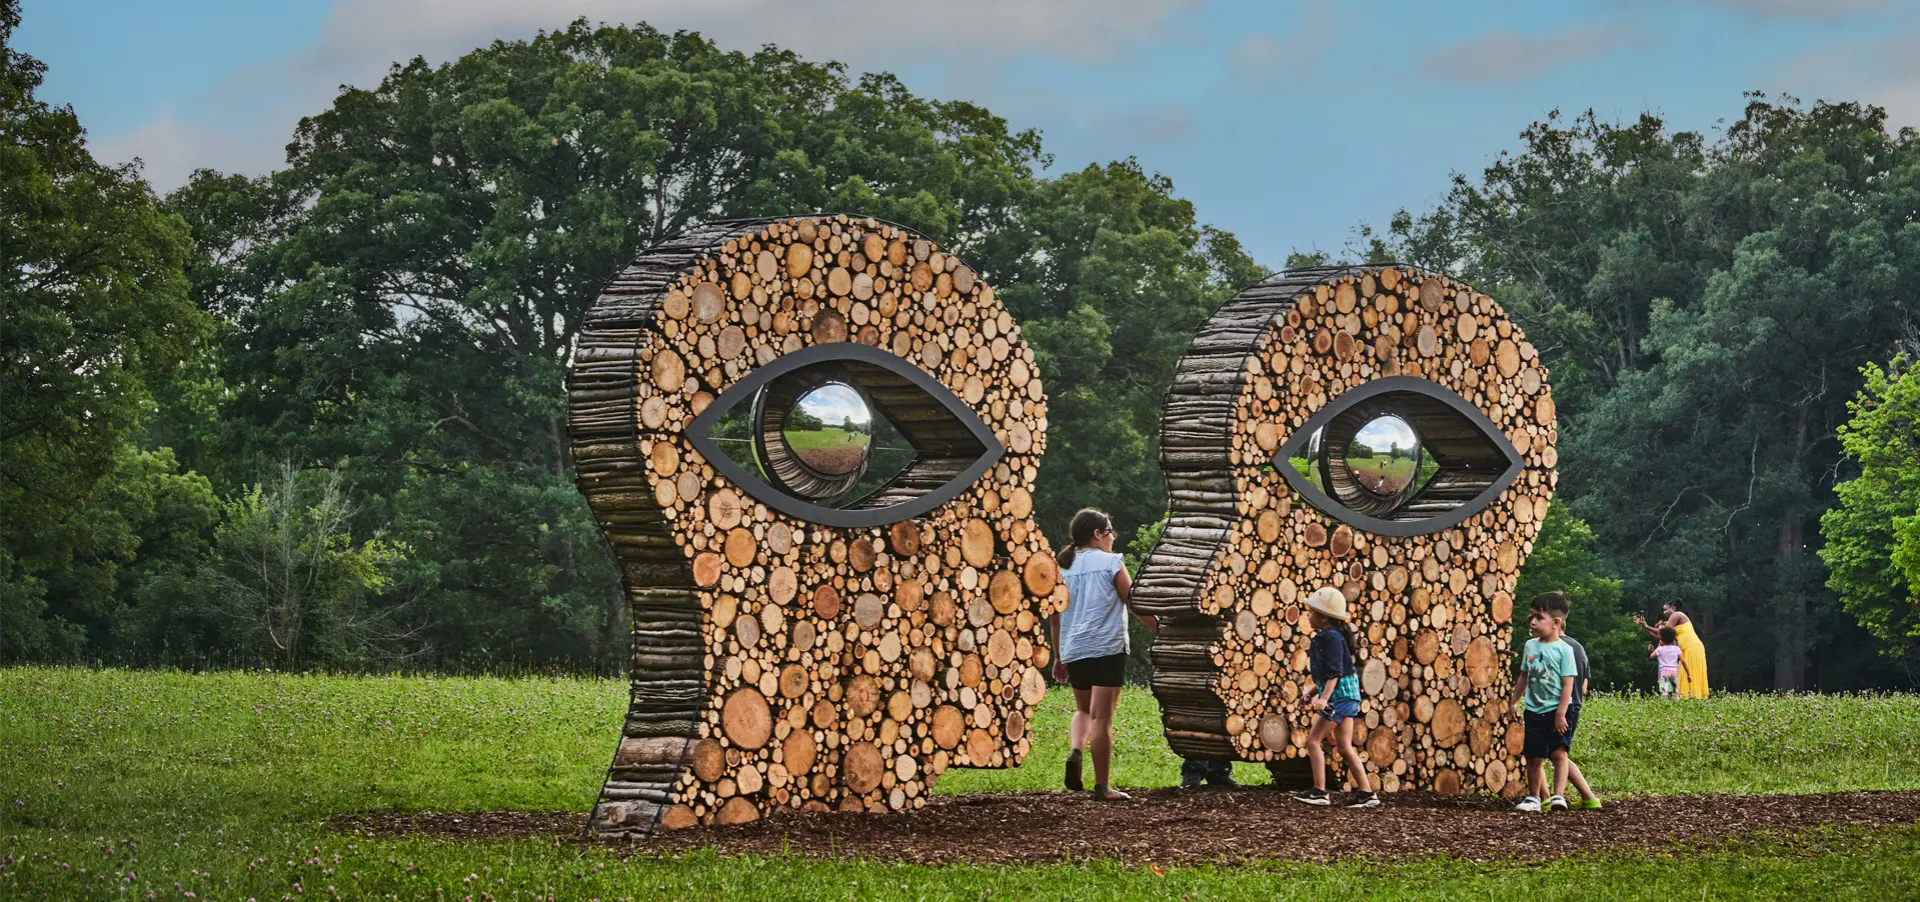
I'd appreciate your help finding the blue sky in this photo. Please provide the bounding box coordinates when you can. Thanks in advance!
[19,0,1920,266]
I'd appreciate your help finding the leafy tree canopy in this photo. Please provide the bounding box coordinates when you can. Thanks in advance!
[1,3,205,659]
[1820,358,1920,654]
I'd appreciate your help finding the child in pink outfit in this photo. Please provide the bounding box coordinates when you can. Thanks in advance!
[1651,627,1686,697]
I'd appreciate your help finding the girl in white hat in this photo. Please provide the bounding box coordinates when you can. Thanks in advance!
[1295,586,1380,808]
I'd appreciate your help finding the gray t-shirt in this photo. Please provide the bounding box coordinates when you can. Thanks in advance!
[1057,549,1128,663]
[1562,636,1590,709]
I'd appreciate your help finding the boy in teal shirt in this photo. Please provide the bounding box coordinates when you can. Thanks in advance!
[1513,591,1579,812]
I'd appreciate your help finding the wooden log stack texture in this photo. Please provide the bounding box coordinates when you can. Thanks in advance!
[568,215,1060,836]
[1135,265,1557,797]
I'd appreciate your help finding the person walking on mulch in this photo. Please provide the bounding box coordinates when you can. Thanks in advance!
[1552,596,1602,810]
[1515,592,1581,813]
[1049,508,1154,801]
[1292,587,1381,809]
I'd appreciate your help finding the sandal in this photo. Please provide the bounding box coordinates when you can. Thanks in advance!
[1064,749,1083,791]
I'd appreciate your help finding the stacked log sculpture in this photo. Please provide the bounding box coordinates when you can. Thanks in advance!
[1134,265,1557,797]
[568,215,1060,836]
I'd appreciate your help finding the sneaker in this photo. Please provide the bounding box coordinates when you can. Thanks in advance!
[1548,795,1569,812]
[1514,796,1542,813]
[1179,775,1204,789]
[1293,788,1331,806]
[1206,774,1241,789]
[1345,790,1381,809]
[1064,749,1083,792]
[1575,796,1603,810]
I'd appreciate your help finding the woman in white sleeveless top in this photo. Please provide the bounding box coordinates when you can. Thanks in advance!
[1047,508,1155,800]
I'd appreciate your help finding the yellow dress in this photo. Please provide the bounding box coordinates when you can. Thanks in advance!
[1673,620,1709,699]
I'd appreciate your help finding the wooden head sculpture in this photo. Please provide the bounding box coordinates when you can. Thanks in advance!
[568,215,1060,835]
[1135,265,1557,796]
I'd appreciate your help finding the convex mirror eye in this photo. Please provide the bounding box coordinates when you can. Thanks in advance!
[688,343,1003,527]
[1276,376,1521,536]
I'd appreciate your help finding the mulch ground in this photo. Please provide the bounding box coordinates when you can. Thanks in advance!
[331,788,1920,865]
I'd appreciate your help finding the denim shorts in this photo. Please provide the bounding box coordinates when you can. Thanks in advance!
[1318,697,1362,723]
[1523,707,1579,758]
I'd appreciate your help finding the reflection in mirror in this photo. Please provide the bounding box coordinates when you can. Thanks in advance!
[704,378,916,510]
[849,413,915,502]
[1270,377,1527,534]
[784,383,873,477]
[1284,428,1326,492]
[704,402,769,483]
[1345,415,1420,498]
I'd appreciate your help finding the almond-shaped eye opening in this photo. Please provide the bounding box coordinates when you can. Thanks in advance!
[688,342,1005,528]
[1275,376,1522,537]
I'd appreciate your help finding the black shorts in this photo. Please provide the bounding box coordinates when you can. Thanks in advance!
[1065,653,1127,689]
[1523,707,1579,759]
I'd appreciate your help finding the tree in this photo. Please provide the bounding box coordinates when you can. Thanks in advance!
[1821,359,1920,655]
[0,2,205,659]
[201,465,410,670]
[983,159,1261,539]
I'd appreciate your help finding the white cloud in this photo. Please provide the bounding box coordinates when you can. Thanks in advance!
[1224,0,1338,84]
[89,111,285,192]
[89,0,1200,192]
[1085,102,1199,146]
[1227,33,1280,81]
[1770,29,1920,128]
[1667,0,1894,20]
[1419,21,1637,85]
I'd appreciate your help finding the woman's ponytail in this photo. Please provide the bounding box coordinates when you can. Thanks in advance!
[1056,508,1112,569]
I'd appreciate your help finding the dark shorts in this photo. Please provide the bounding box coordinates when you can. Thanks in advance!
[1523,707,1579,759]
[1065,653,1127,689]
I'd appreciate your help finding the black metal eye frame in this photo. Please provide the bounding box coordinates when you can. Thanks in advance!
[684,341,1005,528]
[1273,376,1524,537]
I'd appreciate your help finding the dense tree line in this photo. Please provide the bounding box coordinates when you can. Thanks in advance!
[4,8,1911,687]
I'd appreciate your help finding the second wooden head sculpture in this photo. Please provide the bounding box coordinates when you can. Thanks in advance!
[1135,265,1558,797]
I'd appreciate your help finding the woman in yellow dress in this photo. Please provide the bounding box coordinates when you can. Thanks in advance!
[1635,603,1708,698]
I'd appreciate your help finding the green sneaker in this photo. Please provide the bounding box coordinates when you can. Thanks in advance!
[1575,796,1603,810]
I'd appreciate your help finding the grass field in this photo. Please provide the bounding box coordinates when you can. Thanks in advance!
[3,668,1917,900]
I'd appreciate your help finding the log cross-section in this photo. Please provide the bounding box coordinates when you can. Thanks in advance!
[1134,265,1557,798]
[569,215,1059,836]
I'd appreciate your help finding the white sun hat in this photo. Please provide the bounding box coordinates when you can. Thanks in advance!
[1304,586,1349,622]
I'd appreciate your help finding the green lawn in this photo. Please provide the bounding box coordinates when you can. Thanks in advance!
[2,668,1916,900]
[784,427,871,452]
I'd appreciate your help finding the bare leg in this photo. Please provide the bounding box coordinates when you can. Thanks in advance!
[1336,719,1372,793]
[1559,757,1595,801]
[1070,688,1092,751]
[1549,748,1571,798]
[1305,718,1334,790]
[1527,757,1547,798]
[1089,685,1129,799]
